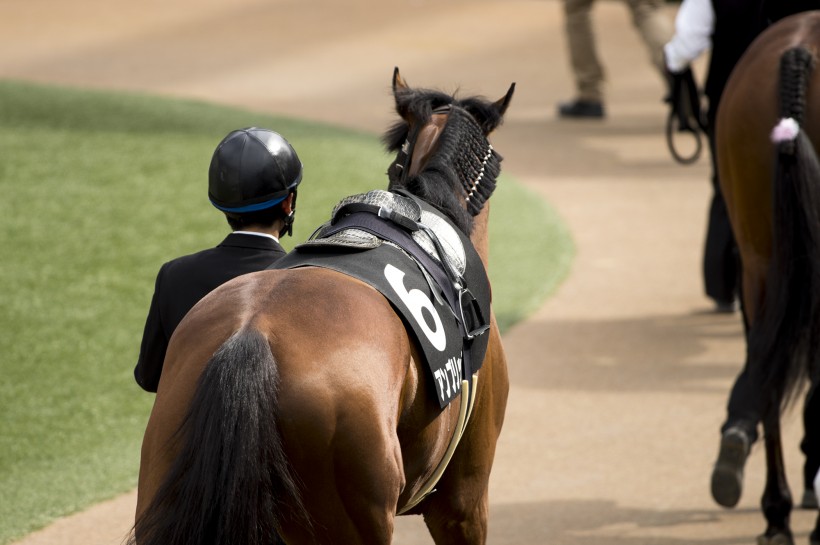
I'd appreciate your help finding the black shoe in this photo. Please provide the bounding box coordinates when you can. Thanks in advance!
[711,427,751,508]
[801,488,819,509]
[557,99,605,119]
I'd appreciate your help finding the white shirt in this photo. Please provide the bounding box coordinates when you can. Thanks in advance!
[233,230,280,243]
[664,0,715,73]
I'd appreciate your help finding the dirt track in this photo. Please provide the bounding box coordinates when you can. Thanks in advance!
[2,0,816,543]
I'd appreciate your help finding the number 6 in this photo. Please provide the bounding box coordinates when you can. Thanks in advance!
[384,263,446,351]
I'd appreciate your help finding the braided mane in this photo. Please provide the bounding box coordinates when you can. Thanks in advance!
[383,86,504,235]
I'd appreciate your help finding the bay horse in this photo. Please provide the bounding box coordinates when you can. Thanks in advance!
[716,11,820,545]
[129,68,514,545]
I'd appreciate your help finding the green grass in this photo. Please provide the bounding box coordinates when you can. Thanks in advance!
[0,79,573,544]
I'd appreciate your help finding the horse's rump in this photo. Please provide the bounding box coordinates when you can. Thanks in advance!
[718,13,820,411]
[135,266,464,542]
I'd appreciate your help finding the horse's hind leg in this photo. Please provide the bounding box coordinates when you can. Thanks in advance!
[421,345,508,545]
[281,445,402,545]
[422,484,489,545]
[416,417,494,545]
[758,413,795,545]
[277,392,404,545]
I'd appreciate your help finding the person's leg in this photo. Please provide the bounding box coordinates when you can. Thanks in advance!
[625,0,673,77]
[712,364,760,508]
[712,273,758,510]
[703,187,740,308]
[558,0,605,117]
[704,122,740,309]
[722,366,760,442]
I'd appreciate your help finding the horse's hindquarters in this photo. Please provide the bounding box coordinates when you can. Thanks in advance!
[714,12,820,545]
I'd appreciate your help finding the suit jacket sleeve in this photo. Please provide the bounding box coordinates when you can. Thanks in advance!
[134,265,169,392]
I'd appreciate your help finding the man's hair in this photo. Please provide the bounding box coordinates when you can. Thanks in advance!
[225,204,286,231]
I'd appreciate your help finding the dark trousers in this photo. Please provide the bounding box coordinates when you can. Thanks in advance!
[704,124,739,305]
[704,183,739,304]
[721,365,760,444]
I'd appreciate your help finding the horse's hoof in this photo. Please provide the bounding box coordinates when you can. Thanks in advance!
[756,531,794,545]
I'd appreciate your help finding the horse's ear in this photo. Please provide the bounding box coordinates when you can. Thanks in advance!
[393,67,409,96]
[463,82,516,134]
[494,82,515,117]
[392,67,414,119]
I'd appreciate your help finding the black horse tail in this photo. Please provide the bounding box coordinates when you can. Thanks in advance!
[750,46,820,418]
[129,327,309,545]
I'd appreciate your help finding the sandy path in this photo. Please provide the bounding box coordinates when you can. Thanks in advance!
[2,1,815,543]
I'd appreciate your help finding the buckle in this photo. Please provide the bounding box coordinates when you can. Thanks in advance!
[377,206,419,232]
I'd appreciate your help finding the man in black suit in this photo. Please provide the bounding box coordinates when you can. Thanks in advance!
[134,127,303,393]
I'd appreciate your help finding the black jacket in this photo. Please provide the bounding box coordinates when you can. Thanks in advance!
[764,0,820,25]
[705,0,767,116]
[707,0,820,121]
[134,232,286,392]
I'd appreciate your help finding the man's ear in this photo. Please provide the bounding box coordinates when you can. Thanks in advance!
[281,192,295,215]
[280,192,297,238]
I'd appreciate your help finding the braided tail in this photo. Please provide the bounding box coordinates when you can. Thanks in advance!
[750,46,820,417]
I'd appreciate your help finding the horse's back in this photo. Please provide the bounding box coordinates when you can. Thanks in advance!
[153,265,412,397]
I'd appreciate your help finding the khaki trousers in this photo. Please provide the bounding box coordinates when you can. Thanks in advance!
[563,0,673,101]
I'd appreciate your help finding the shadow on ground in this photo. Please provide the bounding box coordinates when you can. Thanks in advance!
[488,498,801,545]
[506,311,744,394]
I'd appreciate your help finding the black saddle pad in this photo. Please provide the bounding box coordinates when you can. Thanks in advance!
[271,196,491,408]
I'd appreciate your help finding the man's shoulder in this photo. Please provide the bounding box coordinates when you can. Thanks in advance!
[161,245,222,271]
[158,237,285,282]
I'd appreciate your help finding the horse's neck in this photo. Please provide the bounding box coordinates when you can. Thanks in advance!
[470,203,491,270]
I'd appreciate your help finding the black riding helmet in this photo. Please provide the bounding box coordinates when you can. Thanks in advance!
[208,127,303,219]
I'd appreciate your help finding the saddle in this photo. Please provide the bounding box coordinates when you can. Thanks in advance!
[271,189,492,409]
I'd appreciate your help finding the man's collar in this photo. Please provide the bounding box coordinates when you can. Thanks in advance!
[232,230,280,243]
